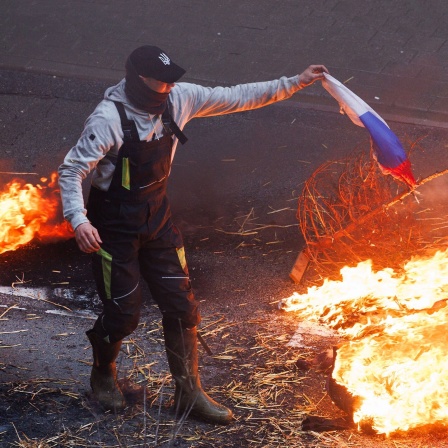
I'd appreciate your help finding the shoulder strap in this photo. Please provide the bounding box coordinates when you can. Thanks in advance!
[113,101,140,142]
[162,103,188,145]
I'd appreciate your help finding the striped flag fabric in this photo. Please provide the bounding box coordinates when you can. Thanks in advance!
[322,73,416,188]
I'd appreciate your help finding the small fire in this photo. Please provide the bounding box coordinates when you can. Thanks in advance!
[0,172,73,255]
[280,250,448,435]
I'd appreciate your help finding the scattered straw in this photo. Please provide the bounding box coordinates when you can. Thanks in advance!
[2,312,443,446]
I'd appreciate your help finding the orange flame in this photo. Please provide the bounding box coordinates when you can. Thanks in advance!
[0,172,73,255]
[281,250,448,434]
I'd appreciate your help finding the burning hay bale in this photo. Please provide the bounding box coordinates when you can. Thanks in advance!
[281,143,448,435]
[296,145,448,282]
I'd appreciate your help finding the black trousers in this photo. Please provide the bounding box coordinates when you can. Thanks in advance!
[91,221,200,343]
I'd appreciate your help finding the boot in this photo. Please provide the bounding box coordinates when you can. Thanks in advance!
[164,325,233,425]
[86,329,126,411]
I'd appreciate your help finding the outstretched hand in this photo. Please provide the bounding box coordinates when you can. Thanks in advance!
[75,222,102,253]
[298,65,329,88]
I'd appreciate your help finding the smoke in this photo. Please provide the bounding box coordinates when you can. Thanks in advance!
[418,172,448,205]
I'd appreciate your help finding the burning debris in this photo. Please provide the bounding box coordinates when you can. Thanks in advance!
[0,172,73,255]
[281,130,448,436]
[281,249,448,435]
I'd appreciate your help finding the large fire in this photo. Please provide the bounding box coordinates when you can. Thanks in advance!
[280,250,448,435]
[0,172,73,254]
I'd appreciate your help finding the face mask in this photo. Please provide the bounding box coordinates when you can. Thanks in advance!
[124,57,168,115]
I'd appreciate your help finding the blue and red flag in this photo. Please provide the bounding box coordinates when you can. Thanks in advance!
[322,73,416,188]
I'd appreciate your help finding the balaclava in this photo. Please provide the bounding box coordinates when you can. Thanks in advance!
[124,46,186,115]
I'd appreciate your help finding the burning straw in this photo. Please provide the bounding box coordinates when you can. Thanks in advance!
[297,144,448,281]
[281,143,448,435]
[0,172,73,255]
